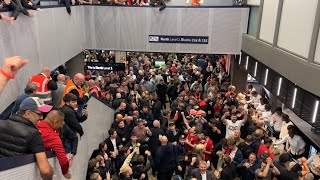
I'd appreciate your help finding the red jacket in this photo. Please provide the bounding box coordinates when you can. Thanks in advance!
[204,137,214,161]
[257,144,274,160]
[37,120,69,175]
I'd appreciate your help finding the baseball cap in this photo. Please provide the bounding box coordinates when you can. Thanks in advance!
[20,97,53,113]
[179,135,186,139]
[168,122,175,126]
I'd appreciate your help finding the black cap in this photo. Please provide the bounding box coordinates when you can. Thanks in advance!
[179,135,186,139]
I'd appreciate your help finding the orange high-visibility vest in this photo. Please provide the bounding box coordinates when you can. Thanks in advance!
[61,80,84,107]
[30,73,52,104]
[89,86,100,98]
[192,0,200,6]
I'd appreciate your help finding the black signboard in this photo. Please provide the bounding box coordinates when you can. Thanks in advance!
[149,35,209,44]
[85,62,125,71]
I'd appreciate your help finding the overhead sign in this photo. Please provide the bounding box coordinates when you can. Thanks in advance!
[85,62,125,71]
[149,35,209,44]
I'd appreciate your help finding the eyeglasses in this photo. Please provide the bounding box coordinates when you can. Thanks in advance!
[31,110,43,119]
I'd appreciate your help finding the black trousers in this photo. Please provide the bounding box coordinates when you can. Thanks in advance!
[12,0,29,16]
[157,170,174,180]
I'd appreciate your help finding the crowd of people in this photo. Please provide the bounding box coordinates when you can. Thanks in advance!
[0,51,319,180]
[82,52,320,180]
[0,0,208,25]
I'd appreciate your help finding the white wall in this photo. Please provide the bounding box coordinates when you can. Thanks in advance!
[259,0,279,43]
[85,6,249,54]
[277,0,318,58]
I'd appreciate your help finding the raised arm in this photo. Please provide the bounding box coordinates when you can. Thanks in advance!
[241,110,248,125]
[221,111,230,124]
[181,112,190,130]
[0,56,28,95]
[258,158,272,178]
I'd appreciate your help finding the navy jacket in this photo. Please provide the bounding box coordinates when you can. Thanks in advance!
[237,159,260,180]
[175,142,186,166]
[155,144,176,173]
[149,128,165,154]
[140,112,154,127]
[232,149,243,167]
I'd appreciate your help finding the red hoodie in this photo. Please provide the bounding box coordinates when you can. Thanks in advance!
[37,120,69,175]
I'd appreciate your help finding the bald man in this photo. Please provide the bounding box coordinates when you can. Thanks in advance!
[30,67,58,104]
[52,74,66,109]
[63,73,89,113]
[149,120,165,175]
[37,110,72,179]
[155,135,176,180]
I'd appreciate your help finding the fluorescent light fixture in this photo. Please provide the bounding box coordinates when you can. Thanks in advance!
[254,62,258,77]
[264,69,269,85]
[312,100,319,123]
[277,77,282,96]
[239,52,242,65]
[245,56,249,70]
[292,88,297,108]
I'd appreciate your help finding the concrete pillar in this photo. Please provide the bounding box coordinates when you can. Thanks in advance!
[231,57,248,93]
[65,52,85,78]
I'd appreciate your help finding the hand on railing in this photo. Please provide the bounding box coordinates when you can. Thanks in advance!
[36,8,44,12]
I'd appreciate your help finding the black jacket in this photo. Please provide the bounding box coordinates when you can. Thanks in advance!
[149,128,165,154]
[221,164,237,180]
[112,99,125,109]
[116,126,131,145]
[151,100,162,120]
[132,156,153,180]
[118,174,132,180]
[60,124,78,155]
[155,144,176,173]
[105,137,122,156]
[166,129,182,143]
[238,142,254,160]
[60,104,86,136]
[175,142,186,166]
[0,115,45,157]
[156,84,167,100]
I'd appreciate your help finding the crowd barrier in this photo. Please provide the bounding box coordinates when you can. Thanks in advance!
[0,97,114,180]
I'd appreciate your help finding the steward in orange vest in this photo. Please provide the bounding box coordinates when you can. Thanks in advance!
[62,73,88,107]
[88,86,100,99]
[30,68,57,105]
[88,79,100,99]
